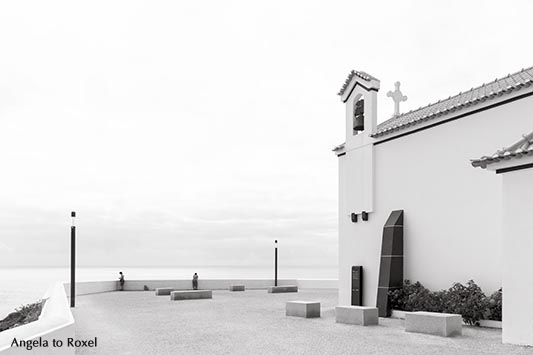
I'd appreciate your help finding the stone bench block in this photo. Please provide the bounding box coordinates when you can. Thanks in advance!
[170,290,212,300]
[155,287,173,296]
[229,285,245,291]
[267,285,298,293]
[405,311,462,337]
[335,306,379,326]
[286,301,320,318]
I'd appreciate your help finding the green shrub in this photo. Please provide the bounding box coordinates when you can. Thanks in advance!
[444,280,489,326]
[389,280,444,312]
[388,279,500,326]
[388,286,406,311]
[404,283,445,313]
[407,288,446,313]
[487,288,502,321]
[0,300,45,332]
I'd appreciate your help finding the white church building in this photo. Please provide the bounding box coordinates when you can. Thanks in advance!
[333,66,533,345]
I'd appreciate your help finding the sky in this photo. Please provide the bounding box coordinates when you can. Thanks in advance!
[1,0,532,268]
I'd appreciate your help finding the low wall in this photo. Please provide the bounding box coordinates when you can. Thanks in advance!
[123,279,298,291]
[390,310,502,329]
[124,279,338,291]
[296,279,338,289]
[58,278,336,298]
[0,283,74,355]
[63,281,118,296]
[59,279,338,295]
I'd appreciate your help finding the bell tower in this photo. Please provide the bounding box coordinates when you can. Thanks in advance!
[338,70,380,148]
[334,69,380,306]
[335,70,380,215]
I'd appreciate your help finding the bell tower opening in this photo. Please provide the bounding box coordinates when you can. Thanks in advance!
[353,98,365,134]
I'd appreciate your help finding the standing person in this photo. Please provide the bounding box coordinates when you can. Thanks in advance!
[192,273,198,290]
[118,272,125,291]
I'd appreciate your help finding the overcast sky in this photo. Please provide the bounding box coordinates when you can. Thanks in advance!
[1,0,532,267]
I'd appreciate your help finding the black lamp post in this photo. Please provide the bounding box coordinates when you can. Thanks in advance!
[70,211,76,308]
[274,240,278,287]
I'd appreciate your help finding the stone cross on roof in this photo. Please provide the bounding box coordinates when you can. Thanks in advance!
[387,81,407,117]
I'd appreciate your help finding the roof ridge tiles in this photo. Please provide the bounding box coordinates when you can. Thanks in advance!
[472,130,533,168]
[372,65,533,138]
[337,70,379,96]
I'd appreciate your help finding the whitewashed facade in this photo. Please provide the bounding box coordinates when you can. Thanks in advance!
[472,132,533,345]
[334,67,533,344]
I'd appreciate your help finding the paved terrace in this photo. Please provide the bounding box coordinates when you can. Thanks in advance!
[73,290,532,355]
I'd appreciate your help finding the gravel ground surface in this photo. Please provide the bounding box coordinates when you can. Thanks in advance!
[73,290,532,355]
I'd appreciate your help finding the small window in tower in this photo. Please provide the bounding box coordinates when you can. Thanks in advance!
[353,99,364,134]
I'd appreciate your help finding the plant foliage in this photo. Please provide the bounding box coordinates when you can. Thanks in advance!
[389,280,501,326]
[486,288,502,321]
[0,300,45,332]
[443,280,489,325]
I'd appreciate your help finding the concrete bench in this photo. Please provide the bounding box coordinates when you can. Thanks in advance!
[155,287,174,296]
[405,311,462,337]
[335,306,379,326]
[229,285,245,292]
[170,290,212,301]
[268,285,298,293]
[286,301,320,318]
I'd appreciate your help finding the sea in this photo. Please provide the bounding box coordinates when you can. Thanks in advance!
[0,265,337,320]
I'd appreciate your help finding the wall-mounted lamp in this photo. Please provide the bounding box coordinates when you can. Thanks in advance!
[362,211,369,221]
[351,213,358,223]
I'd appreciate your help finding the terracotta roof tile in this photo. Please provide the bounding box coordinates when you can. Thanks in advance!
[337,70,379,96]
[471,131,533,168]
[372,66,533,138]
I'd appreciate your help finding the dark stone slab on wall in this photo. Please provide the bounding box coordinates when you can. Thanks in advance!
[376,210,404,317]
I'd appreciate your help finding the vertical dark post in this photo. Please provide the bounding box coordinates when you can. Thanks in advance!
[376,210,404,317]
[274,240,278,286]
[70,211,76,308]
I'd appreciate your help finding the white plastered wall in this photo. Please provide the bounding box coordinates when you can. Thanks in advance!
[338,80,378,305]
[338,94,533,306]
[501,166,533,346]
